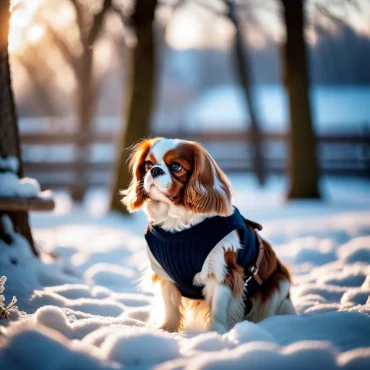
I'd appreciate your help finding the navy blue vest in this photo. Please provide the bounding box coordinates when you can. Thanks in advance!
[145,207,258,300]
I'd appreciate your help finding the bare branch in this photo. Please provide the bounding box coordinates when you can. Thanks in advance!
[158,0,188,37]
[111,2,132,29]
[17,53,60,116]
[195,0,225,17]
[44,23,79,77]
[87,0,113,46]
[315,4,345,25]
[69,0,85,35]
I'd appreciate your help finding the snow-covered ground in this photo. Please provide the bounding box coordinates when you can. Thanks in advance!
[184,85,370,133]
[1,175,370,370]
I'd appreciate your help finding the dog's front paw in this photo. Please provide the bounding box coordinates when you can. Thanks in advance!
[158,322,180,333]
[208,321,228,334]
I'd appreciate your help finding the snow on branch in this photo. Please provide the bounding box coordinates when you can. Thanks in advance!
[0,276,25,320]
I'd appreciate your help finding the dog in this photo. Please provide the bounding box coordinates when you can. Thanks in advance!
[122,137,296,333]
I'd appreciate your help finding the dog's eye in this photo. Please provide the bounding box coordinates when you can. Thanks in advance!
[170,162,182,172]
[145,161,153,170]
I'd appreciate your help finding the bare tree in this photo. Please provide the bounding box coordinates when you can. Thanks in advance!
[224,0,265,185]
[72,0,112,200]
[196,0,265,185]
[110,0,158,213]
[281,0,320,199]
[43,0,112,200]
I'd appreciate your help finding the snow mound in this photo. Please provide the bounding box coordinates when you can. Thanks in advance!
[167,341,367,370]
[0,172,40,197]
[0,325,108,370]
[100,327,179,365]
[338,236,370,264]
[226,320,275,345]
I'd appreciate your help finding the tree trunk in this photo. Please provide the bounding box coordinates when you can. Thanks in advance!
[72,44,95,201]
[71,0,112,201]
[226,1,265,186]
[0,2,21,168]
[281,0,320,199]
[0,0,37,255]
[110,0,157,213]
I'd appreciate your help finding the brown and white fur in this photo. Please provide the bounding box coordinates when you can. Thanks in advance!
[122,138,296,334]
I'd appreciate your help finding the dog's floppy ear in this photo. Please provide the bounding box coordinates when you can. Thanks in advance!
[121,138,155,212]
[183,142,233,216]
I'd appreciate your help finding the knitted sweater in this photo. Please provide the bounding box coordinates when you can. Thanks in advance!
[145,207,258,300]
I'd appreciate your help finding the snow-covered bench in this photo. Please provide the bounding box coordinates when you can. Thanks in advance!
[0,156,54,212]
[0,157,55,256]
[0,197,54,212]
[0,155,55,256]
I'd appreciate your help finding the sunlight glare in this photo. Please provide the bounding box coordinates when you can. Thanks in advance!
[8,0,45,53]
[306,27,318,46]
[254,9,283,43]
[9,8,29,28]
[166,11,203,50]
[94,38,114,74]
[244,25,267,49]
[8,28,23,53]
[27,24,44,44]
[8,8,29,52]
[166,6,234,51]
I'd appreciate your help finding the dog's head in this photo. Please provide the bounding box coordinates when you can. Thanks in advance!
[122,138,233,216]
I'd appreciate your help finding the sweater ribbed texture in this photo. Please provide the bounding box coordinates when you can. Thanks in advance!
[145,207,257,299]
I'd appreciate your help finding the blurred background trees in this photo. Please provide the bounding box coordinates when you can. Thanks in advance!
[4,0,370,212]
[34,0,113,200]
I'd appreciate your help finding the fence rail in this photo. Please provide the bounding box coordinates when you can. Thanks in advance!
[20,131,370,144]
[20,129,370,199]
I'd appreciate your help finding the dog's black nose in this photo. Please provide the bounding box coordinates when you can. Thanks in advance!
[151,166,165,178]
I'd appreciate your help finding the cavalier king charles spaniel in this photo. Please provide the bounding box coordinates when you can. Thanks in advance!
[122,138,296,333]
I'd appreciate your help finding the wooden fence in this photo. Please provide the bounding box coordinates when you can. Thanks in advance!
[19,127,370,199]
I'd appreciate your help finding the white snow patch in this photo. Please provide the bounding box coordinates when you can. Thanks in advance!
[0,156,52,198]
[0,172,40,197]
[100,326,180,365]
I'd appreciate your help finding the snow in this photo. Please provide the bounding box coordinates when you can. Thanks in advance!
[0,175,370,369]
[0,156,43,198]
[0,156,19,173]
[186,85,370,133]
[0,172,41,197]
